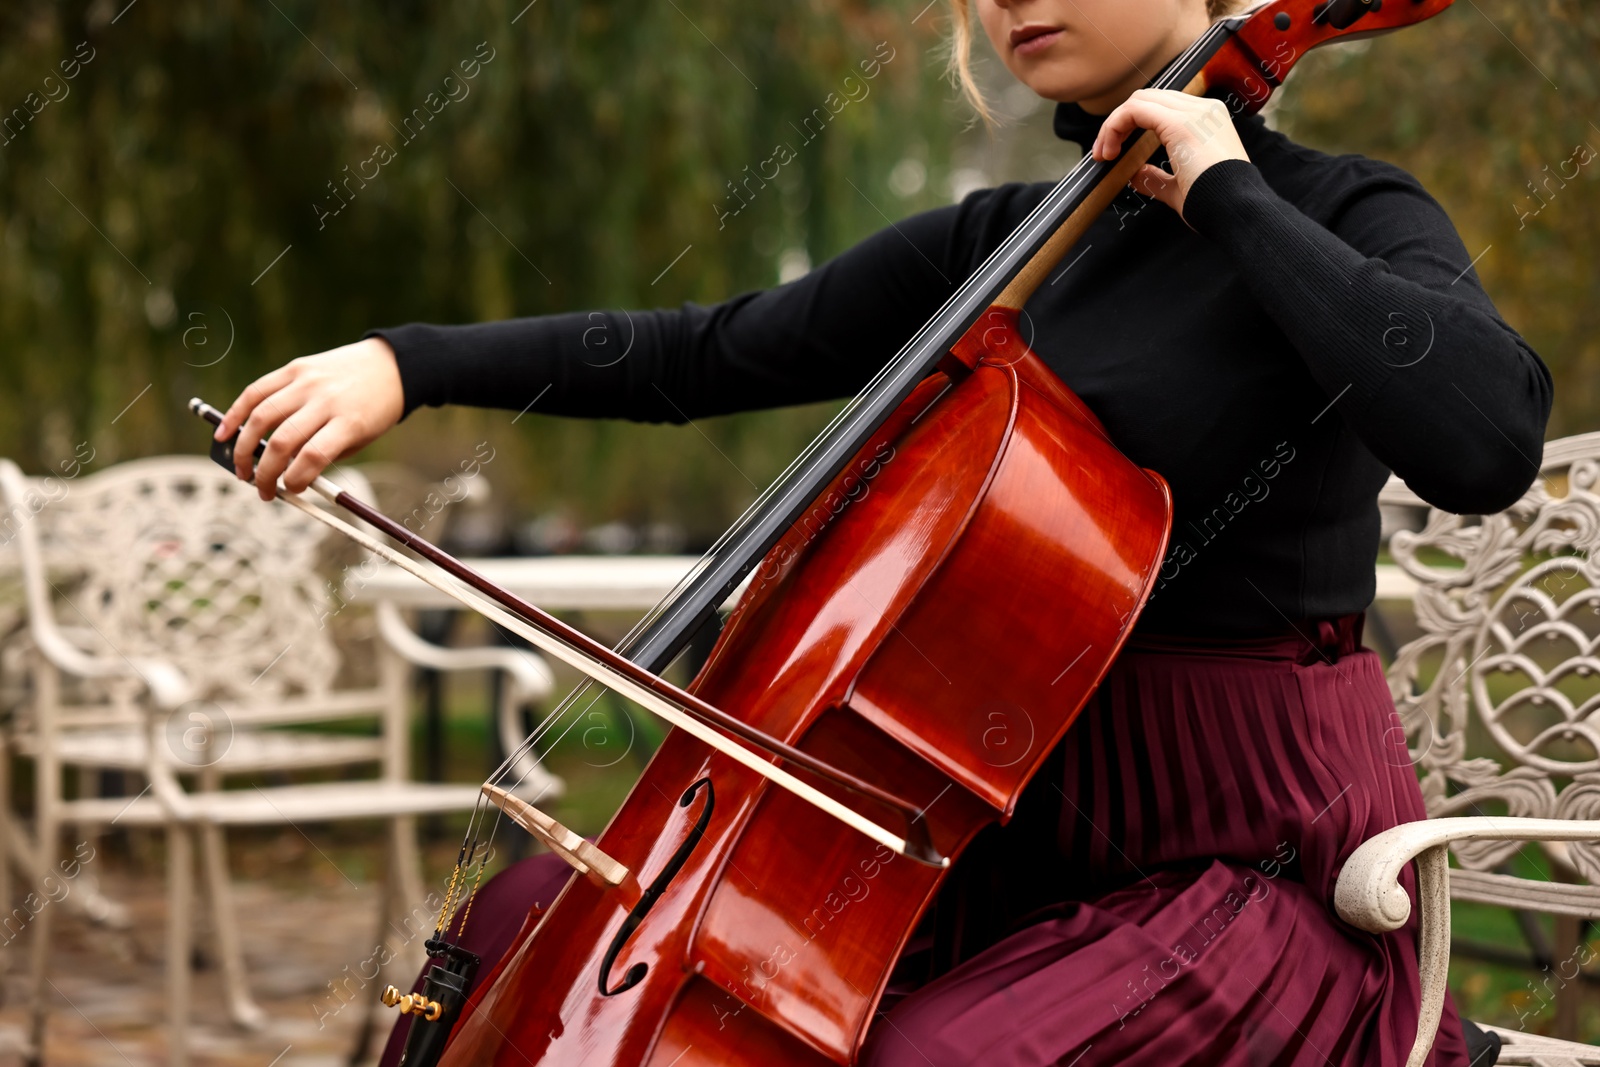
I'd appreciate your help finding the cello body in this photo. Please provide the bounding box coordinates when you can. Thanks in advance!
[414,5,1466,1060]
[174,5,1465,1064]
[437,308,1172,1066]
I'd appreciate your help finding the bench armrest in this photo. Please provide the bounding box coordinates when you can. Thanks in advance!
[375,601,564,800]
[375,601,555,702]
[1335,816,1600,1067]
[1335,817,1600,933]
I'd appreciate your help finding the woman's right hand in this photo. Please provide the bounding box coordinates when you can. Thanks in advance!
[216,336,405,501]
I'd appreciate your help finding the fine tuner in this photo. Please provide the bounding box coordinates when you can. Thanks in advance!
[381,985,443,1022]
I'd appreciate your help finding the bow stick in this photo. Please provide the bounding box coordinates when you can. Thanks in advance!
[188,398,947,869]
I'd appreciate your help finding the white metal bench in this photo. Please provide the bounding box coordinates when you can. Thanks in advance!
[1336,431,1600,1064]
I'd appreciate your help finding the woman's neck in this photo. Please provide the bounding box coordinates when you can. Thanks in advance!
[1074,16,1213,115]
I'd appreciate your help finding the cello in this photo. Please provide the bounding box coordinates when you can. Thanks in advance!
[194,0,1454,1063]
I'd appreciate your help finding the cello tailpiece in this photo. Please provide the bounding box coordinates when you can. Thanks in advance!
[388,939,481,1067]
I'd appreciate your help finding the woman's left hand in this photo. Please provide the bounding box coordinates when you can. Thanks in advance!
[1089,88,1251,219]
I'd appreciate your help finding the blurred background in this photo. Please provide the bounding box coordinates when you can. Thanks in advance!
[2,0,1590,543]
[1,0,1598,1063]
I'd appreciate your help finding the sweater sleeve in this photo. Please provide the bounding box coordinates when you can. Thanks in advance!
[367,190,1026,424]
[1180,157,1552,515]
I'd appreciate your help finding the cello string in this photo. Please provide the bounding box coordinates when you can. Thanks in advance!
[443,17,1245,918]
[609,22,1236,659]
[469,25,1241,793]
[423,631,615,921]
[445,686,622,933]
[442,689,609,933]
[370,17,1246,933]
[468,22,1239,799]
[431,638,624,913]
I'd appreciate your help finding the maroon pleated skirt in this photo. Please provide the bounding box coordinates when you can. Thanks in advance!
[381,613,1466,1067]
[861,613,1467,1066]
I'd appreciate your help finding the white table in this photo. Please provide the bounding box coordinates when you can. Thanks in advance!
[346,555,1420,612]
[341,554,1422,778]
[344,555,711,612]
[342,557,722,800]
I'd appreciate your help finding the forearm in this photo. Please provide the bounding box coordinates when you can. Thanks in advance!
[374,231,974,424]
[368,187,1040,427]
[369,296,855,424]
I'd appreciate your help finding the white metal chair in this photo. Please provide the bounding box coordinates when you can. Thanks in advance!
[0,456,562,1067]
[1336,431,1600,1064]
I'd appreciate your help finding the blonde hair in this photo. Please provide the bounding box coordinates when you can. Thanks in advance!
[945,0,1240,125]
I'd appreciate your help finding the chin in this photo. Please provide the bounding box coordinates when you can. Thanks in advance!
[1012,70,1106,106]
[1006,51,1120,106]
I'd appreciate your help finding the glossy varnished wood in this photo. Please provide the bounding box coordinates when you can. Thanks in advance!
[424,2,1472,1060]
[438,310,1170,1066]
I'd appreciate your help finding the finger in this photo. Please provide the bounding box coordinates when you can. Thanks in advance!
[1092,97,1176,161]
[1132,164,1182,214]
[1127,87,1216,113]
[218,364,298,441]
[282,419,357,494]
[253,403,331,502]
[1139,163,1177,197]
[1092,89,1217,162]
[234,385,311,487]
[235,388,313,492]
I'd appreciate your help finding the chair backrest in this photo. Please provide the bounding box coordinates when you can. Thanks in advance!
[5,456,371,704]
[1383,430,1600,888]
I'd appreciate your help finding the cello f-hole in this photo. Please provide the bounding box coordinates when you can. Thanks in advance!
[598,777,716,997]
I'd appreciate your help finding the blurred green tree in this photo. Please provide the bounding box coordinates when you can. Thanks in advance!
[1271,0,1600,437]
[0,0,957,540]
[0,1,1595,539]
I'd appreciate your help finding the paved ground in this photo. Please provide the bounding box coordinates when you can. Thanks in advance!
[2,825,1594,1064]
[0,859,429,1067]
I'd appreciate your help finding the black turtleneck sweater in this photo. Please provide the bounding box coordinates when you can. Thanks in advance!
[374,103,1551,636]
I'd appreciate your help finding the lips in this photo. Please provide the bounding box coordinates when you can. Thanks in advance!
[1009,24,1064,56]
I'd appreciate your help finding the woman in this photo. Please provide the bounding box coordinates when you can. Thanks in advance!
[220,0,1548,1063]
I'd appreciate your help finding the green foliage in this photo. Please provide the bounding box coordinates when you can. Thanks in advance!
[1271,0,1600,437]
[0,0,958,537]
[2,1,1597,538]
